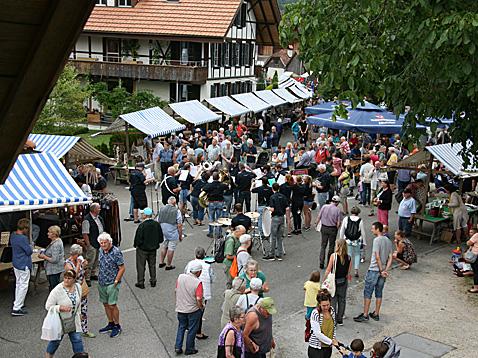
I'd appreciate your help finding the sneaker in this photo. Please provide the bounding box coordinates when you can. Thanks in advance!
[336,321,344,326]
[110,325,122,338]
[185,214,191,218]
[262,255,275,261]
[99,322,115,334]
[353,313,369,322]
[369,312,380,321]
[276,256,283,261]
[150,281,157,288]
[304,227,311,232]
[11,309,27,316]
[206,233,213,238]
[185,350,198,355]
[360,258,365,263]
[82,331,96,338]
[175,348,183,355]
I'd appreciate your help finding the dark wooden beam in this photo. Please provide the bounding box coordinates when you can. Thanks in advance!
[0,0,95,183]
[257,0,275,46]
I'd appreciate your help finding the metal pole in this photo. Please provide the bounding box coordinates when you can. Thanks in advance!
[125,122,130,162]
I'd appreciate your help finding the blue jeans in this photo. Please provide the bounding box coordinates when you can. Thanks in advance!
[317,192,328,209]
[257,206,265,235]
[360,182,371,205]
[129,193,134,218]
[347,243,361,270]
[364,270,386,299]
[398,216,412,237]
[190,196,204,221]
[223,195,233,217]
[208,201,223,235]
[46,332,84,355]
[175,310,202,353]
[179,189,189,204]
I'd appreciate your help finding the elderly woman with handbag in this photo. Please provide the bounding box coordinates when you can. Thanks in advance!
[65,244,95,338]
[466,232,478,293]
[44,269,84,357]
[38,225,65,292]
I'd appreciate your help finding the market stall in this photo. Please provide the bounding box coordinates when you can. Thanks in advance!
[169,99,220,126]
[205,96,252,117]
[231,93,272,114]
[253,90,288,107]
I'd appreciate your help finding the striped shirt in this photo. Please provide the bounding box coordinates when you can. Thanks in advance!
[308,307,336,349]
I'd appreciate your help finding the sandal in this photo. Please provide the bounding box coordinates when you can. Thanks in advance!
[165,265,176,271]
[467,288,478,293]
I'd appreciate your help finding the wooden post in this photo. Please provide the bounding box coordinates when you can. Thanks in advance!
[422,152,434,214]
[125,122,130,160]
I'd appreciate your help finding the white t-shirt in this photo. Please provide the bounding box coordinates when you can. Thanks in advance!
[258,118,264,131]
[236,249,250,275]
[236,293,260,312]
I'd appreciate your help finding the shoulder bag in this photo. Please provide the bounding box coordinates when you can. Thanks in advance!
[61,284,80,334]
[321,253,337,297]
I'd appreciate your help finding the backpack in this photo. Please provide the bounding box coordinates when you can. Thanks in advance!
[245,294,260,311]
[229,248,247,278]
[344,217,361,241]
[214,237,227,263]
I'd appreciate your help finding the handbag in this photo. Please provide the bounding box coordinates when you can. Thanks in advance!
[61,284,79,334]
[80,279,89,298]
[321,253,337,297]
[464,249,478,263]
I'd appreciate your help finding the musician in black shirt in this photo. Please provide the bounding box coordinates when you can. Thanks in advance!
[231,203,252,231]
[190,172,209,226]
[202,172,228,238]
[235,163,257,212]
[252,177,273,237]
[263,183,289,261]
[160,166,180,205]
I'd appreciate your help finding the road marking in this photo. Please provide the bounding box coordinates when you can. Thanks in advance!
[121,247,136,253]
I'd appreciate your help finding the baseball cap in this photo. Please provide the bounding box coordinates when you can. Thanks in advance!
[332,195,340,202]
[259,297,277,315]
[141,207,153,216]
[250,277,263,290]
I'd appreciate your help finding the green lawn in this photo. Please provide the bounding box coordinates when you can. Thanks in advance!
[78,131,111,148]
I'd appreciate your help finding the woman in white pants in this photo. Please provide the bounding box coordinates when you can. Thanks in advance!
[339,206,367,278]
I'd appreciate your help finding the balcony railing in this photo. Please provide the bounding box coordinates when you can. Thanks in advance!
[70,58,208,84]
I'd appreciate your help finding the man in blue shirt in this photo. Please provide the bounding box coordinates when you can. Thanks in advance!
[398,188,416,237]
[11,218,32,316]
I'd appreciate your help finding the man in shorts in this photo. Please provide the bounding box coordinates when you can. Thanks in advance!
[157,196,183,271]
[97,233,125,338]
[354,221,393,323]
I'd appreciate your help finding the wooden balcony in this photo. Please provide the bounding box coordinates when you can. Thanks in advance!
[70,59,208,84]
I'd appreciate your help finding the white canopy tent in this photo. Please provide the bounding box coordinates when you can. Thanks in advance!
[231,93,272,113]
[253,90,288,107]
[205,96,251,117]
[272,88,302,104]
[169,100,220,125]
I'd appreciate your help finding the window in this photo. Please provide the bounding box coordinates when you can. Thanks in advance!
[213,43,220,67]
[96,0,107,5]
[220,84,226,96]
[242,43,250,67]
[224,43,231,67]
[117,0,132,6]
[210,85,216,98]
[234,43,241,67]
[234,3,247,28]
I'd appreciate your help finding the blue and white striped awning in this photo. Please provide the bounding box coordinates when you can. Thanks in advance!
[425,142,478,178]
[253,90,288,107]
[205,96,251,117]
[169,100,220,125]
[287,85,311,99]
[232,93,272,113]
[0,153,90,212]
[119,107,186,137]
[28,134,80,158]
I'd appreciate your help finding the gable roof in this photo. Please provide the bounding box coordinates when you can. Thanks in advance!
[84,0,281,45]
[85,0,242,39]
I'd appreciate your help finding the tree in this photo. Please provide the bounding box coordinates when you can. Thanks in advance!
[280,0,478,162]
[90,82,167,119]
[34,65,90,133]
[272,70,279,89]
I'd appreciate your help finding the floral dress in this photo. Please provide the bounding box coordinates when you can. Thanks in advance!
[65,258,88,333]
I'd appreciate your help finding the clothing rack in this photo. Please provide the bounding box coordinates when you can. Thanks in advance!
[91,191,122,247]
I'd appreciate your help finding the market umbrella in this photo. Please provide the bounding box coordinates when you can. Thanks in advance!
[305,100,385,115]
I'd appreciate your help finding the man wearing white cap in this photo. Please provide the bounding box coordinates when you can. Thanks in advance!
[133,208,163,289]
[174,261,204,355]
[237,234,252,275]
[315,196,342,269]
[236,277,262,313]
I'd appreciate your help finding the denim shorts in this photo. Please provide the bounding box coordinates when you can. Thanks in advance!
[363,270,386,299]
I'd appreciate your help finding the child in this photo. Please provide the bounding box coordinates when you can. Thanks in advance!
[383,225,391,240]
[304,271,321,319]
[339,338,366,358]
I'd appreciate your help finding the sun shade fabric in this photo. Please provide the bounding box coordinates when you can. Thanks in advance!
[287,85,310,99]
[169,100,220,125]
[391,150,431,169]
[306,100,385,115]
[205,96,251,117]
[28,134,79,159]
[426,142,478,178]
[272,88,302,103]
[231,93,271,113]
[306,115,355,130]
[0,153,89,209]
[28,134,114,164]
[253,90,288,107]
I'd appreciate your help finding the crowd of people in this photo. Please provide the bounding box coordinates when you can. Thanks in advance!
[8,109,478,358]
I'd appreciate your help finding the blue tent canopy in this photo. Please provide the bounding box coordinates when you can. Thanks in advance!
[308,109,405,134]
[305,100,385,115]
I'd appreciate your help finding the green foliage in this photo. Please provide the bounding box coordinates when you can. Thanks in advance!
[272,70,279,89]
[257,71,266,91]
[122,39,140,59]
[95,143,112,157]
[280,0,478,163]
[90,82,167,120]
[34,65,90,133]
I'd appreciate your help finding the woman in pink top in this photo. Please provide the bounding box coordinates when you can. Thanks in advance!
[466,232,478,293]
